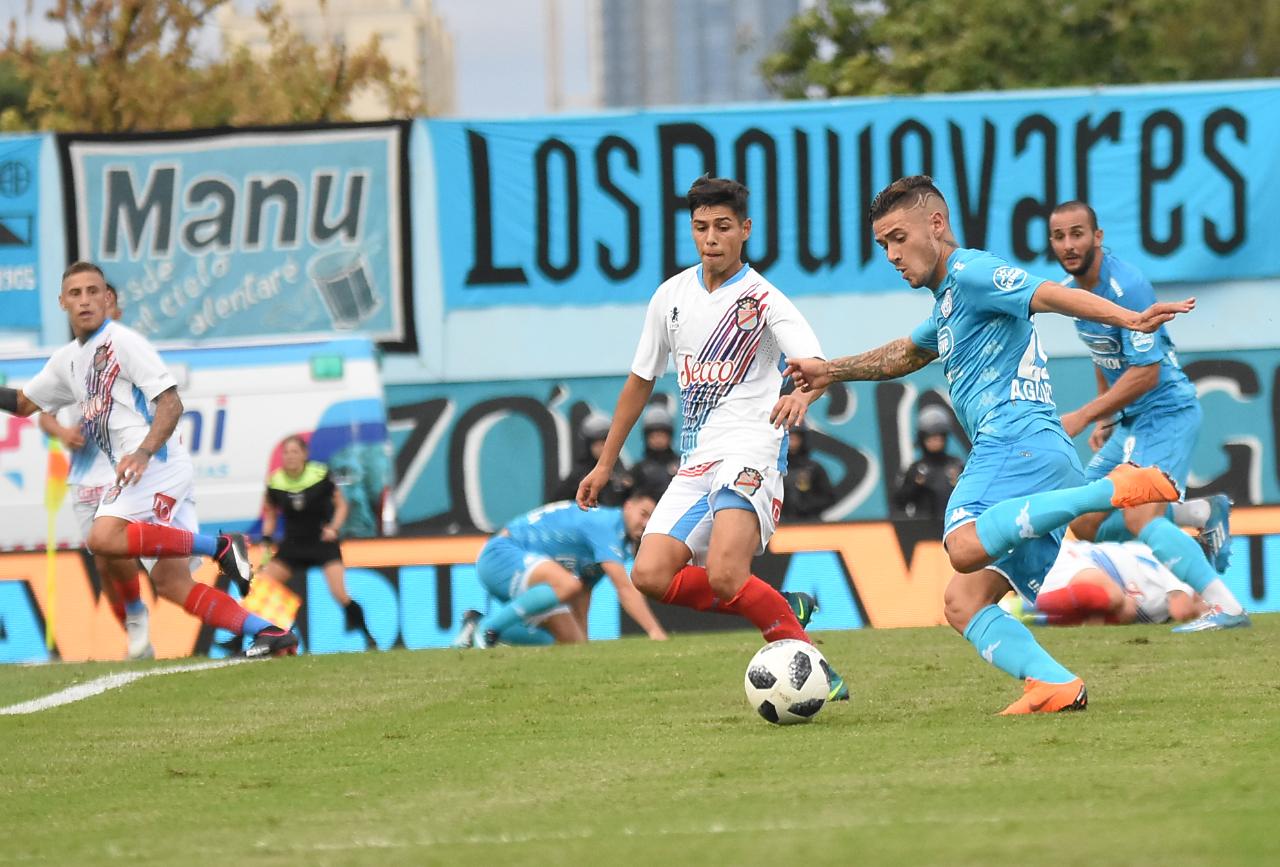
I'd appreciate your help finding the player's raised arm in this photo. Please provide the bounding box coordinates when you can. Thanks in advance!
[784,336,938,392]
[114,385,183,487]
[1030,281,1195,332]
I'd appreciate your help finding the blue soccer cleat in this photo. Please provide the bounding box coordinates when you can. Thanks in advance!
[784,591,818,629]
[1171,606,1252,633]
[1198,494,1233,574]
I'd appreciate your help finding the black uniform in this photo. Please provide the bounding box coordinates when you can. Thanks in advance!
[891,452,965,520]
[265,461,344,567]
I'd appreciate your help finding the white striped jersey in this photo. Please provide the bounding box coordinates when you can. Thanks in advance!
[630,263,823,472]
[23,320,187,467]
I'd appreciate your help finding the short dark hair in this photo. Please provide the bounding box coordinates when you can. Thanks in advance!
[868,175,947,223]
[61,260,105,283]
[1051,200,1099,231]
[625,484,662,505]
[687,175,748,221]
[282,434,309,453]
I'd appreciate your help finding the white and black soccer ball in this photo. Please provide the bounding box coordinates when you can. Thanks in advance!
[744,639,831,725]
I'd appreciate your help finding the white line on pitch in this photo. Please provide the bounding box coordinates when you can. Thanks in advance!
[0,658,252,716]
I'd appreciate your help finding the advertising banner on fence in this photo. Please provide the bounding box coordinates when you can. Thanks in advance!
[427,81,1280,310]
[60,123,414,349]
[4,512,1278,663]
[0,135,42,331]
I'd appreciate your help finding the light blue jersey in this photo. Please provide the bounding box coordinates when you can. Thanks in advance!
[909,248,1058,442]
[504,501,628,582]
[1063,253,1198,418]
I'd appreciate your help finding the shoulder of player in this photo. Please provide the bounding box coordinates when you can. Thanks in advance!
[653,265,700,298]
[1102,254,1154,299]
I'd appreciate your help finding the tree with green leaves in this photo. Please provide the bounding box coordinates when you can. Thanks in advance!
[0,0,425,132]
[763,0,1280,98]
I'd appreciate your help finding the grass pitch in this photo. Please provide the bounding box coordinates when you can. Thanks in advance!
[2,617,1277,867]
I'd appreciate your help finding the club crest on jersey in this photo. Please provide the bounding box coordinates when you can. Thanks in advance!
[940,289,954,318]
[735,296,761,332]
[992,266,1028,292]
[152,492,177,523]
[92,344,110,372]
[733,467,763,497]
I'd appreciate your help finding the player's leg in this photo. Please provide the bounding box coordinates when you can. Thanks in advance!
[86,513,252,590]
[100,554,153,659]
[944,432,1177,576]
[319,559,374,645]
[465,537,582,648]
[537,611,586,644]
[1035,569,1134,625]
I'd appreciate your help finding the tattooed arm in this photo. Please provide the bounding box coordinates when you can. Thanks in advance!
[783,337,938,391]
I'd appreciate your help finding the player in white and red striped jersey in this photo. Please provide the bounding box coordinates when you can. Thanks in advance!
[576,175,847,701]
[0,261,296,659]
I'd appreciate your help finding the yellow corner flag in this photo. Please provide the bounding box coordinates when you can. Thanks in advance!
[44,439,70,655]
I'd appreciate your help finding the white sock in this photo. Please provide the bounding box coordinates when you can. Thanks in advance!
[1200,579,1244,615]
[1170,499,1211,529]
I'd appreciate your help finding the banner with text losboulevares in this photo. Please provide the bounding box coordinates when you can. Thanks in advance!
[61,124,412,347]
[428,82,1280,310]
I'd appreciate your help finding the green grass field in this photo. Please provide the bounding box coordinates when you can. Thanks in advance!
[2,618,1277,866]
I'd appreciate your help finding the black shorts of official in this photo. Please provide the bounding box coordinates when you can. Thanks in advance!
[274,541,344,570]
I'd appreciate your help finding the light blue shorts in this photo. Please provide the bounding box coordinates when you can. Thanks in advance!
[1085,402,1202,488]
[943,428,1085,601]
[475,535,549,602]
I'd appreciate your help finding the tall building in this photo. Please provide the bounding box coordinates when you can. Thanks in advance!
[596,0,799,108]
[219,0,457,118]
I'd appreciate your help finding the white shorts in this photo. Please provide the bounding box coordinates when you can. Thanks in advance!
[94,457,200,572]
[644,458,784,561]
[72,484,111,541]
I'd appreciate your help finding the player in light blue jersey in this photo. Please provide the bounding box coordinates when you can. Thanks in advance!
[453,488,668,648]
[1049,201,1248,633]
[786,175,1193,714]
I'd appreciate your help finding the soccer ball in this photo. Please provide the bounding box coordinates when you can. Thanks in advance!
[744,639,831,725]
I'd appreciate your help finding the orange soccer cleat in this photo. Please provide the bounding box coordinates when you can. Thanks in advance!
[1106,462,1180,508]
[998,677,1088,716]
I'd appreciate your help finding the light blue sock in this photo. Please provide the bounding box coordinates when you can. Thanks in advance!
[963,604,1075,684]
[975,478,1113,557]
[1138,517,1217,594]
[478,584,560,635]
[498,622,556,646]
[1093,509,1134,543]
[242,612,273,635]
[191,532,220,557]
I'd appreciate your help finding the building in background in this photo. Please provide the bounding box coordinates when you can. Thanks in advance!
[595,0,798,108]
[220,0,457,118]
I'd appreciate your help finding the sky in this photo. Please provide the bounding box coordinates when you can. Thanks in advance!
[6,0,594,119]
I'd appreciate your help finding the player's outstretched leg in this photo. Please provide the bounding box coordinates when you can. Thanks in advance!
[972,463,1178,566]
[107,522,253,593]
[146,559,297,658]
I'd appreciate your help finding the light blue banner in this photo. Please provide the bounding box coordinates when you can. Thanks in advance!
[426,81,1280,310]
[0,135,42,330]
[63,124,411,346]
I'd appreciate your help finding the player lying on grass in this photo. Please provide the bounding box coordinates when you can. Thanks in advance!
[785,175,1193,714]
[575,175,847,701]
[0,261,297,659]
[453,487,668,648]
[1002,538,1249,632]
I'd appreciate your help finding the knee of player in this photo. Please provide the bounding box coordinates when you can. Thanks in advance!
[85,524,118,557]
[629,561,671,598]
[943,539,986,575]
[704,565,745,600]
[942,578,980,633]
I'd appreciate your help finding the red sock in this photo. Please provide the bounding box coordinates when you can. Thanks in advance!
[1036,583,1113,624]
[118,574,142,605]
[109,599,127,626]
[126,523,194,558]
[661,566,721,611]
[723,577,810,644]
[183,583,248,635]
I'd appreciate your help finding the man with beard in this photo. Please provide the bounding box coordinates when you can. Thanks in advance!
[1048,201,1247,633]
